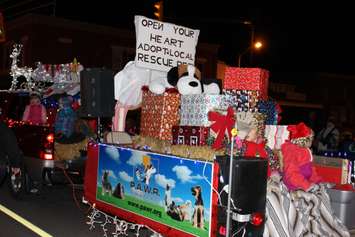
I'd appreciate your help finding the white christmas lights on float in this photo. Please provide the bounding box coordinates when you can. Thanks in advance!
[8,44,83,94]
[9,44,34,91]
[83,199,163,237]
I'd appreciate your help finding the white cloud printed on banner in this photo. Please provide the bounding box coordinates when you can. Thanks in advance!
[155,174,176,189]
[106,170,117,180]
[119,171,133,182]
[172,165,203,183]
[130,187,144,197]
[104,146,120,163]
[134,15,200,72]
[204,209,210,221]
[127,152,143,166]
[172,197,183,203]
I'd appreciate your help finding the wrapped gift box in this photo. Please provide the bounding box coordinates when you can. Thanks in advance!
[222,89,259,112]
[223,67,269,99]
[172,126,209,146]
[312,156,349,184]
[140,88,180,141]
[257,100,280,125]
[180,94,228,126]
[264,125,289,150]
[235,111,265,139]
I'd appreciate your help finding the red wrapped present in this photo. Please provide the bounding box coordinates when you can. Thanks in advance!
[312,156,349,184]
[172,125,209,146]
[333,184,355,191]
[223,67,269,99]
[140,87,180,141]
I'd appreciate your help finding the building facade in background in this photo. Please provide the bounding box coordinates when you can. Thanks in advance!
[1,14,355,135]
[0,14,219,88]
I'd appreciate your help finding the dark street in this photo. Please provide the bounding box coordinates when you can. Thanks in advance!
[0,182,155,237]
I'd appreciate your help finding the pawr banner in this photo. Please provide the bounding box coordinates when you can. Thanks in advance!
[96,144,214,237]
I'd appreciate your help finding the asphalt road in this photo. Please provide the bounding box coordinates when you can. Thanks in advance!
[0,182,156,237]
[3,177,352,237]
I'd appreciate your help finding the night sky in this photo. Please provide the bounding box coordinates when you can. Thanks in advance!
[3,1,355,76]
[55,2,355,74]
[2,1,355,127]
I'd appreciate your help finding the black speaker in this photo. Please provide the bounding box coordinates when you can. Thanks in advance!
[80,68,115,117]
[216,156,268,237]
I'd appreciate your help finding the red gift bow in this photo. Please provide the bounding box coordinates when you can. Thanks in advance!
[208,106,235,150]
[287,122,312,140]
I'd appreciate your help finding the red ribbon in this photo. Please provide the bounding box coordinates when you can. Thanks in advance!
[208,106,235,150]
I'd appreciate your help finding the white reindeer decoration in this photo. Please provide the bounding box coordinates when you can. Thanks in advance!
[9,44,34,91]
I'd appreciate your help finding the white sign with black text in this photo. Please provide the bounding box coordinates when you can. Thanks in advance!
[134,15,200,71]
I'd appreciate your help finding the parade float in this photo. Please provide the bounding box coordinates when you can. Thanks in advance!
[3,14,351,237]
[81,15,275,237]
[0,43,87,192]
[80,15,355,237]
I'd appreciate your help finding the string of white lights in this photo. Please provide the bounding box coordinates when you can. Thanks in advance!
[85,201,163,237]
[8,44,82,93]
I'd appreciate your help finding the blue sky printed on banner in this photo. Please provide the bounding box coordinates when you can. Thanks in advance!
[97,144,213,219]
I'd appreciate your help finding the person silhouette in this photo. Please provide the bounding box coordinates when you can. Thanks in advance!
[315,117,340,152]
[54,95,76,142]
[0,120,24,178]
[22,93,47,125]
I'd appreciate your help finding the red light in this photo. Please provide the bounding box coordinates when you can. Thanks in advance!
[250,213,263,226]
[40,151,53,160]
[219,226,226,236]
[46,133,54,143]
[43,153,53,160]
